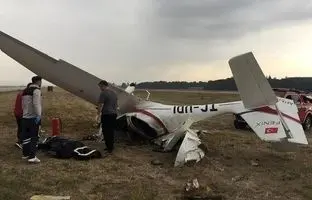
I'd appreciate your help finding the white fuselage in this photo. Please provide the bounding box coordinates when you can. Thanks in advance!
[121,100,246,140]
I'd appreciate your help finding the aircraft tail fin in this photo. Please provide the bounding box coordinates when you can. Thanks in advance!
[229,52,277,109]
[229,52,308,145]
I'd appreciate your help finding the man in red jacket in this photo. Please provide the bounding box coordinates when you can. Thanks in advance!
[14,83,31,149]
[14,90,23,149]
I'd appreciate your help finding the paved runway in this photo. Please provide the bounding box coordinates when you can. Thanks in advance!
[0,86,24,92]
[136,88,238,94]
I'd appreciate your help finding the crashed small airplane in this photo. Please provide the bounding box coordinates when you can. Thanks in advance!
[0,31,308,166]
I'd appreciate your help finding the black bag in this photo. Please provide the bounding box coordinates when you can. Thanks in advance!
[38,136,102,160]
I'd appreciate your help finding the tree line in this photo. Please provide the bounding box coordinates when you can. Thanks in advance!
[121,76,312,91]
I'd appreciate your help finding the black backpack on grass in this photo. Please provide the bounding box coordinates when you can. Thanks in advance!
[38,136,102,160]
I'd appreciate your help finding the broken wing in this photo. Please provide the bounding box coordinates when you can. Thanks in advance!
[0,31,139,112]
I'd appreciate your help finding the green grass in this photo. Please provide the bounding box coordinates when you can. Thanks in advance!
[0,88,312,200]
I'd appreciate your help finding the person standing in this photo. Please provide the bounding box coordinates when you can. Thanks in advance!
[14,83,31,149]
[21,76,42,163]
[14,89,23,149]
[97,80,118,153]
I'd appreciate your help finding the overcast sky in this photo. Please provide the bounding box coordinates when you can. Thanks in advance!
[1,0,312,86]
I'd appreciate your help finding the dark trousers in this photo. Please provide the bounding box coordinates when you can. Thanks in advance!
[15,116,22,143]
[101,114,117,151]
[21,118,39,158]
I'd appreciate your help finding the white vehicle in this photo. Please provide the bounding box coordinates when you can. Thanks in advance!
[0,31,308,167]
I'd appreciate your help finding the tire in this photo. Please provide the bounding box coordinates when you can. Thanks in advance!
[234,120,247,130]
[303,115,312,132]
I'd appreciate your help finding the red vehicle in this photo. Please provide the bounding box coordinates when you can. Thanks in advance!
[234,88,312,132]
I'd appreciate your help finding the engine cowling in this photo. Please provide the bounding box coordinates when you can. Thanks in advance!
[116,111,166,140]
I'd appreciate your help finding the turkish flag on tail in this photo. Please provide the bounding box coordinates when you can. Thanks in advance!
[265,127,278,134]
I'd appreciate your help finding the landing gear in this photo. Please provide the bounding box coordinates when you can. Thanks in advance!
[303,115,312,132]
[233,114,247,130]
[234,120,247,129]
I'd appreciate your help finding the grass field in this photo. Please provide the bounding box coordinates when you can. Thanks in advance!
[1,88,312,200]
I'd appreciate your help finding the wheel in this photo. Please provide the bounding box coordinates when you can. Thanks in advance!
[234,120,247,129]
[303,115,312,132]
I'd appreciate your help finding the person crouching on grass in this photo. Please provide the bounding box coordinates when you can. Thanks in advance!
[21,76,42,163]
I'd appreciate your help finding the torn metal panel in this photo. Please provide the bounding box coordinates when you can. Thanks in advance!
[174,129,205,167]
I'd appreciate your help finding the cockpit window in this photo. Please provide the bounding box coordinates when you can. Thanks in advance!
[274,91,285,97]
[285,95,300,103]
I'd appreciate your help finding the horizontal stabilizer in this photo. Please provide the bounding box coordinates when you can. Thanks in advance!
[239,97,308,145]
[229,52,277,109]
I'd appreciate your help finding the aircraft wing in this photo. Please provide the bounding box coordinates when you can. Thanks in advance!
[0,31,140,113]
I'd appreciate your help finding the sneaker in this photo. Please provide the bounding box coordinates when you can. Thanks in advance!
[15,142,22,149]
[28,157,41,163]
[22,156,29,159]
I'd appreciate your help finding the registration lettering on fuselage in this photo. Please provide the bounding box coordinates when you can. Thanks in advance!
[173,104,218,114]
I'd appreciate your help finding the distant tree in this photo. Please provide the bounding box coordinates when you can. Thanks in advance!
[135,77,312,91]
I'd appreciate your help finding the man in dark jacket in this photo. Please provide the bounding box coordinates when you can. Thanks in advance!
[21,76,42,163]
[97,80,118,153]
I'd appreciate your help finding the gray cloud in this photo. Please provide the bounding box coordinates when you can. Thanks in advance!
[152,0,312,40]
[1,0,312,84]
[129,0,312,71]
